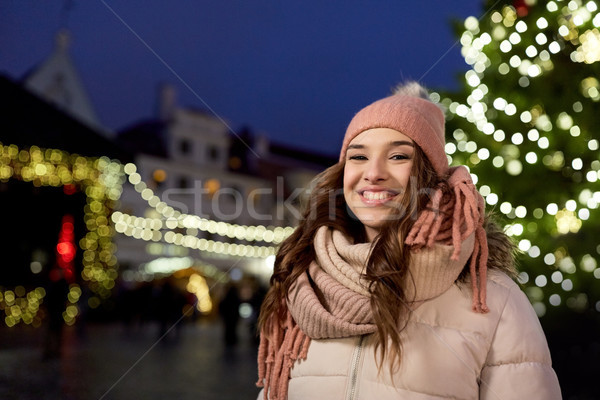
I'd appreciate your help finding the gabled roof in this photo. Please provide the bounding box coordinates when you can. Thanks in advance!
[23,30,103,132]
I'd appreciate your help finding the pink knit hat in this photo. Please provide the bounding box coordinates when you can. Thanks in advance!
[340,95,448,175]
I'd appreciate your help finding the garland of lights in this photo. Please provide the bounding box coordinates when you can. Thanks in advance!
[112,210,277,258]
[438,0,600,316]
[0,143,294,327]
[0,143,123,327]
[120,163,295,245]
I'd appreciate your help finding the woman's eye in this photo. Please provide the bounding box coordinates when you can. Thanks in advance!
[390,154,409,160]
[348,155,367,160]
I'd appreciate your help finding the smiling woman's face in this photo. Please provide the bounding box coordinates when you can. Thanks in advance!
[343,128,415,241]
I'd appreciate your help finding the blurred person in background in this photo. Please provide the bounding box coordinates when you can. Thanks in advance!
[248,277,267,346]
[219,282,241,347]
[154,277,187,342]
[43,267,69,360]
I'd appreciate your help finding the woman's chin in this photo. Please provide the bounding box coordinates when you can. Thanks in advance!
[356,213,392,230]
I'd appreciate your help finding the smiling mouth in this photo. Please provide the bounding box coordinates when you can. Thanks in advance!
[359,190,399,203]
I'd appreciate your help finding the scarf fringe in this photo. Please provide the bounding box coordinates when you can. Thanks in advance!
[406,166,489,313]
[257,311,310,400]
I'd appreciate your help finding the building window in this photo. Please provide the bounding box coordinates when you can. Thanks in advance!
[180,139,191,155]
[178,176,190,189]
[208,146,219,161]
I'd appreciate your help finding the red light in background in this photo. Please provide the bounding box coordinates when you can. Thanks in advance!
[63,184,77,195]
[55,214,77,283]
[56,242,76,262]
[63,269,74,281]
[62,222,74,234]
[512,0,529,17]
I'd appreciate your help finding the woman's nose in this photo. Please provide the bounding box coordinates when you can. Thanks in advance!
[364,159,388,182]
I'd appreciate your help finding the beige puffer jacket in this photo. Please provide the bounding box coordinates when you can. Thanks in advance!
[258,270,561,400]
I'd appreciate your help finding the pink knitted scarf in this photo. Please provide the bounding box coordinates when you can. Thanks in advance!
[257,173,487,400]
[406,165,489,313]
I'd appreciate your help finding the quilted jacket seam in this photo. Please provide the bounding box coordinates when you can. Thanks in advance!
[481,283,515,368]
[411,319,486,343]
[483,360,553,368]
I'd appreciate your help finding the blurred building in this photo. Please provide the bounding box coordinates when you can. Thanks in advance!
[114,84,336,286]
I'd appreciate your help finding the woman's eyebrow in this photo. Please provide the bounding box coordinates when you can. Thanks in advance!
[390,140,414,147]
[347,141,414,150]
[347,144,365,150]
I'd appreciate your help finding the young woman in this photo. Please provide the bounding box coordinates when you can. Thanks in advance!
[256,83,561,399]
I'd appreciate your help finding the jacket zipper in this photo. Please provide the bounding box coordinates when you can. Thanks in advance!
[347,335,365,400]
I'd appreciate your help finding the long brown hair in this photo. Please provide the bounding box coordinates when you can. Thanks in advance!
[258,145,447,370]
[364,145,448,372]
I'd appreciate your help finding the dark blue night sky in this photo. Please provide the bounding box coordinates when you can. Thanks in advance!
[0,1,484,156]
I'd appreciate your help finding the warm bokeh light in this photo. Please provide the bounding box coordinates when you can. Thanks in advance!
[186,273,213,314]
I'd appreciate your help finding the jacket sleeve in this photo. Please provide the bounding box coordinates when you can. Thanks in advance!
[479,282,562,400]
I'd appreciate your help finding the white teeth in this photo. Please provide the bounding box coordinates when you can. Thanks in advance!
[362,191,394,200]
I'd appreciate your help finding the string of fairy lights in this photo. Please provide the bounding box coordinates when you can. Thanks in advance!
[0,143,294,327]
[0,143,123,327]
[435,0,600,316]
[110,162,294,257]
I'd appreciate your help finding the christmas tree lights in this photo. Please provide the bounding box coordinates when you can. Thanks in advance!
[442,0,600,318]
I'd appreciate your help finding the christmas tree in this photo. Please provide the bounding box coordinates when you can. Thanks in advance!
[440,0,599,395]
